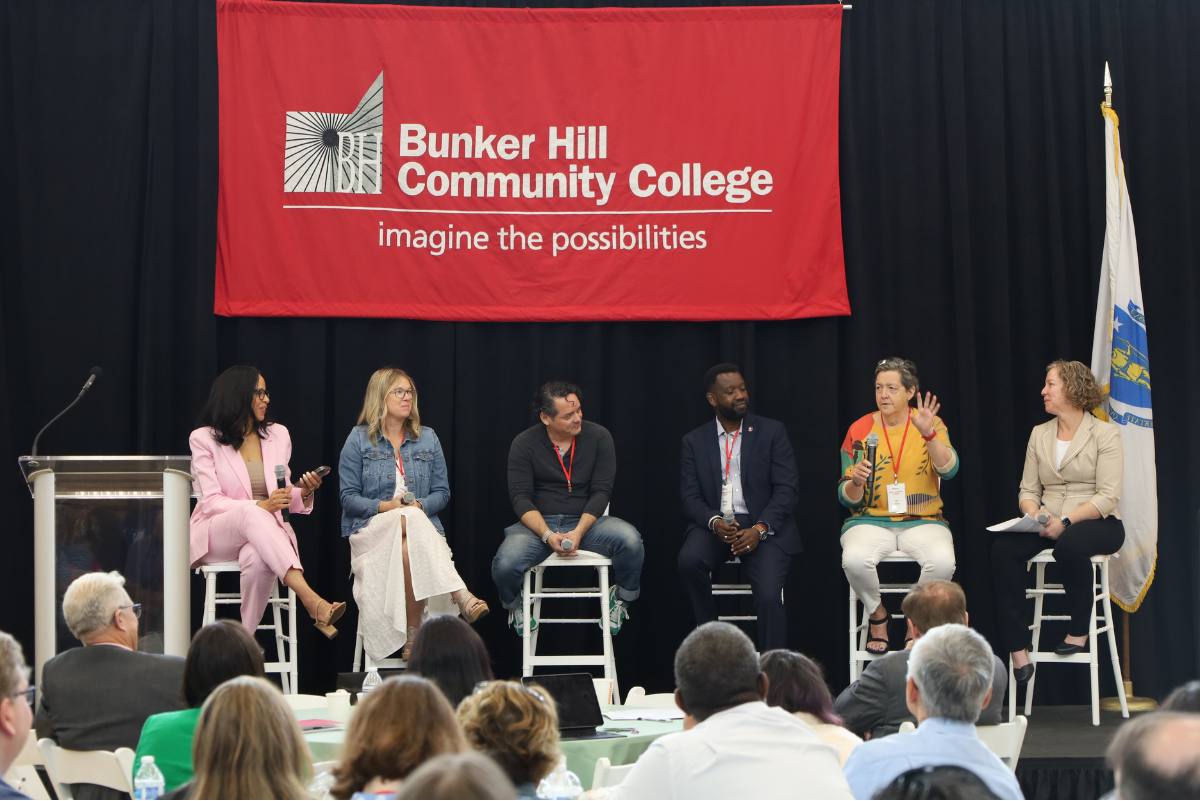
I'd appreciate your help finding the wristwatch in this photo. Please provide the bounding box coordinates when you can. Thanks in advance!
[541,530,554,544]
[1060,517,1073,530]
[754,523,769,541]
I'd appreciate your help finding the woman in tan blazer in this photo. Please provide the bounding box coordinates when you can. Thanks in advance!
[992,360,1124,683]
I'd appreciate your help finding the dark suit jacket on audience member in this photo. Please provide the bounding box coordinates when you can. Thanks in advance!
[36,645,185,750]
[834,649,1008,738]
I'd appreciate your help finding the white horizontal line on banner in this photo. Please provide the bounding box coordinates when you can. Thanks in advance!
[282,205,772,216]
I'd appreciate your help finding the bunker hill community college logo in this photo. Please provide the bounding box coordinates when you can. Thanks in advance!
[284,72,383,194]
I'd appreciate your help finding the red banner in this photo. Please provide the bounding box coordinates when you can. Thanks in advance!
[216,1,847,321]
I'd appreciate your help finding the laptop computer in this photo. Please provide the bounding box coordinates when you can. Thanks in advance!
[522,673,623,740]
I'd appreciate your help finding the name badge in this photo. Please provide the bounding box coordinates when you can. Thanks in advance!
[887,482,908,515]
[719,480,734,518]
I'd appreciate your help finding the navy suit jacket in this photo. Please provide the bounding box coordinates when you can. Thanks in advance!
[680,414,801,554]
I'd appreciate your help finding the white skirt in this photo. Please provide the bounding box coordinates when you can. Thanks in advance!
[349,507,463,662]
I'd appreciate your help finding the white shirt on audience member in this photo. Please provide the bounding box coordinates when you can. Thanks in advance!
[606,701,852,799]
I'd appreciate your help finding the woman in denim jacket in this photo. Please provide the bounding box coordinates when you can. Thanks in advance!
[340,368,488,661]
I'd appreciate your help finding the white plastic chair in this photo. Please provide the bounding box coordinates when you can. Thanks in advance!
[591,757,635,790]
[623,686,678,708]
[898,716,1029,770]
[522,550,619,702]
[198,561,299,693]
[848,550,919,681]
[1007,550,1128,726]
[3,732,50,799]
[37,739,135,800]
[592,677,614,707]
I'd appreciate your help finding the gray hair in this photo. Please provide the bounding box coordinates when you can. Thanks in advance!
[0,632,30,698]
[1108,711,1200,799]
[62,571,129,640]
[674,622,760,720]
[906,624,994,722]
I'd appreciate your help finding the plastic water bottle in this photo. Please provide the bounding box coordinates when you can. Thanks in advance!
[133,756,165,800]
[536,758,583,799]
[361,668,382,695]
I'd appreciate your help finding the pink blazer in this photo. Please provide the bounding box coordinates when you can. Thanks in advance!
[188,424,312,566]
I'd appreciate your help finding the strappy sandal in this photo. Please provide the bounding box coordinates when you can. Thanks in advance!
[459,596,491,625]
[312,600,347,639]
[865,612,890,655]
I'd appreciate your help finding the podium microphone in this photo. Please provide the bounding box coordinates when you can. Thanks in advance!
[274,465,291,522]
[864,432,879,502]
[30,366,103,458]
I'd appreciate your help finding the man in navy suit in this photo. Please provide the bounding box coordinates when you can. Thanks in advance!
[678,363,800,650]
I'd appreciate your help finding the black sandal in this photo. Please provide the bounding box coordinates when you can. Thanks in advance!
[866,612,890,654]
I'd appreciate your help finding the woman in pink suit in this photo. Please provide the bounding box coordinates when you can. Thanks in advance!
[189,365,346,637]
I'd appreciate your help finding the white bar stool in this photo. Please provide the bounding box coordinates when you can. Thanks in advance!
[522,550,619,702]
[713,557,756,624]
[1007,550,1128,726]
[848,550,918,682]
[198,562,299,694]
[352,614,407,673]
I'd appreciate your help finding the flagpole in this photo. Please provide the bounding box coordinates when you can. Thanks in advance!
[1096,60,1156,714]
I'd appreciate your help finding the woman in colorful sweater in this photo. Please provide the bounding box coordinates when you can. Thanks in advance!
[838,358,959,654]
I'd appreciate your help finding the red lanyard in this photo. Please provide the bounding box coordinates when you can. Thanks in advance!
[722,427,741,483]
[554,438,576,494]
[393,433,406,478]
[879,412,911,483]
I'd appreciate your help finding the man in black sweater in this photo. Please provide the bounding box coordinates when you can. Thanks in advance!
[492,381,644,635]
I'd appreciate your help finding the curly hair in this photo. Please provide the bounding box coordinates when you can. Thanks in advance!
[1047,359,1103,410]
[332,676,466,799]
[456,681,561,787]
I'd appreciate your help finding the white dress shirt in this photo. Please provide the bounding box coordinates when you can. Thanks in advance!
[608,701,852,800]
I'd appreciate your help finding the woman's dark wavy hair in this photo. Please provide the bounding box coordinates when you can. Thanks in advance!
[183,620,266,707]
[407,615,494,708]
[759,649,842,725]
[197,365,272,449]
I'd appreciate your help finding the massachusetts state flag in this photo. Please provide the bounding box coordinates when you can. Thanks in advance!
[1089,67,1157,612]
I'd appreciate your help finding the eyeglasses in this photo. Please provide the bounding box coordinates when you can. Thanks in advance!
[388,388,416,399]
[253,388,270,400]
[11,685,35,707]
[117,603,143,619]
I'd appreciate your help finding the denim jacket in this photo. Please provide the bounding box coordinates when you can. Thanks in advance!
[339,424,450,537]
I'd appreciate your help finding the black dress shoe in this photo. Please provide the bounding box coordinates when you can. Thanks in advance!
[1054,639,1088,655]
[1013,663,1035,683]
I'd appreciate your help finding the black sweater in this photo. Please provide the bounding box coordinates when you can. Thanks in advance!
[507,420,615,519]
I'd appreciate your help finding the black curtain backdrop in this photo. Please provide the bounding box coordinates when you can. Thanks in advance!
[2,0,1198,704]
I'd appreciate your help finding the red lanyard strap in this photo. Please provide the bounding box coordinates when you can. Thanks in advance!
[554,438,576,494]
[879,412,911,483]
[394,433,406,478]
[723,428,741,483]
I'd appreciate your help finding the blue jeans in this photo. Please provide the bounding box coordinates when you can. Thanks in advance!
[491,515,644,610]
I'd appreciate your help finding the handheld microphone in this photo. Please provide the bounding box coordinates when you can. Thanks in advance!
[402,491,416,505]
[30,366,104,458]
[864,432,879,501]
[561,538,574,551]
[274,465,291,522]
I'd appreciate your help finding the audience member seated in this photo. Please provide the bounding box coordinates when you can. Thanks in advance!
[35,572,184,799]
[1107,711,1200,799]
[332,675,466,799]
[457,680,561,799]
[1161,680,1200,713]
[0,632,34,801]
[873,765,1000,800]
[396,752,518,800]
[133,621,265,793]
[176,676,310,800]
[607,622,851,799]
[843,624,1023,800]
[835,580,1006,739]
[759,649,861,765]
[406,615,495,708]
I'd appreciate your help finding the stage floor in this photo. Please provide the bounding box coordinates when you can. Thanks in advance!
[1016,705,1147,799]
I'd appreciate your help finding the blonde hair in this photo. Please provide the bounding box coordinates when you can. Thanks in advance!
[62,572,128,639]
[1047,359,1104,411]
[356,367,422,444]
[192,676,310,799]
[456,681,560,787]
[332,676,466,799]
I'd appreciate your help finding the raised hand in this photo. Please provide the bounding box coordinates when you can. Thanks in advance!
[912,391,941,437]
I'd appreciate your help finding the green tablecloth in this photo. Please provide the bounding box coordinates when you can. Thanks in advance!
[299,707,682,789]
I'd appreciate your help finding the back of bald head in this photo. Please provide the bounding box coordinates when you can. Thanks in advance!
[900,580,967,636]
[1108,711,1200,799]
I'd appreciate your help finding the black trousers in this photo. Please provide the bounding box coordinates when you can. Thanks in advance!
[677,515,792,650]
[990,517,1125,652]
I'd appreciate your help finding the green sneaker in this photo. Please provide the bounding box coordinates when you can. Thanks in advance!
[509,606,539,635]
[605,585,630,635]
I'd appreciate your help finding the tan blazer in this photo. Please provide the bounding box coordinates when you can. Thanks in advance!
[1018,413,1122,519]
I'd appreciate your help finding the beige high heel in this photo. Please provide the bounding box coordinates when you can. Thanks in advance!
[458,595,490,625]
[312,600,347,639]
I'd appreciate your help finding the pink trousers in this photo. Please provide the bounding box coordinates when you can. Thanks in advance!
[202,503,302,631]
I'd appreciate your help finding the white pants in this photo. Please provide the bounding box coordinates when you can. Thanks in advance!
[840,523,956,613]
